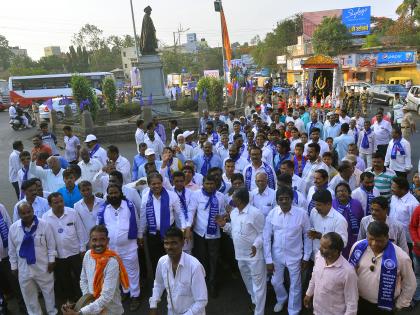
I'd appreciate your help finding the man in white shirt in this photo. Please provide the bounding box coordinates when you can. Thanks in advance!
[9,140,23,199]
[279,160,306,193]
[301,143,328,193]
[84,134,108,166]
[385,126,412,178]
[105,145,131,185]
[8,202,57,315]
[13,178,50,222]
[189,174,226,298]
[304,128,329,157]
[372,111,392,157]
[77,147,102,193]
[139,173,185,275]
[97,184,142,311]
[224,144,249,173]
[63,126,81,164]
[145,122,164,159]
[42,192,85,302]
[250,172,276,217]
[278,173,307,210]
[308,189,348,258]
[255,133,274,167]
[328,161,358,192]
[263,186,311,314]
[74,181,105,244]
[135,118,145,153]
[218,188,266,315]
[389,176,419,256]
[351,172,380,216]
[29,156,64,193]
[149,226,207,315]
[357,120,376,168]
[243,146,276,191]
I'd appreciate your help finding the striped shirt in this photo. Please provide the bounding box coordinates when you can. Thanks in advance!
[366,167,396,200]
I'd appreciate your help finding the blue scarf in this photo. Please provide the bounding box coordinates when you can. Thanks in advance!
[202,189,219,235]
[175,189,188,221]
[231,153,240,163]
[218,179,227,194]
[349,240,397,311]
[211,132,219,145]
[0,211,9,248]
[200,153,213,176]
[352,127,359,144]
[144,188,170,239]
[19,216,39,265]
[308,122,315,135]
[89,143,100,158]
[361,186,375,216]
[333,199,360,235]
[20,167,29,199]
[245,162,275,190]
[361,128,371,149]
[293,155,306,175]
[98,199,138,240]
[275,153,291,172]
[391,138,405,159]
[293,190,299,206]
[307,184,328,215]
[239,144,245,156]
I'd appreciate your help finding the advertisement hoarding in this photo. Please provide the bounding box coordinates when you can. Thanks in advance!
[203,70,220,78]
[377,51,416,66]
[342,6,371,36]
[276,55,287,65]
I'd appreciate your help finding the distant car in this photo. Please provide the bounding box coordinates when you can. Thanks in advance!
[39,97,78,121]
[368,84,408,106]
[344,82,372,94]
[406,85,420,115]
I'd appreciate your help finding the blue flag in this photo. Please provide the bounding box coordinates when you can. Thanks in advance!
[139,97,144,106]
[44,99,53,110]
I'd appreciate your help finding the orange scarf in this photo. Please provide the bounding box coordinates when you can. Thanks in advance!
[90,249,129,299]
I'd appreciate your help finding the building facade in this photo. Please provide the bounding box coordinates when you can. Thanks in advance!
[44,46,61,57]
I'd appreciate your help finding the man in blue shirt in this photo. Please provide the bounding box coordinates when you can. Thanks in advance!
[333,123,355,161]
[57,169,82,208]
[323,113,341,140]
[137,148,163,179]
[306,111,324,139]
[132,143,147,180]
[193,142,222,176]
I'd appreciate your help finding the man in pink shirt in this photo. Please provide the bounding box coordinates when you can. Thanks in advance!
[304,232,358,315]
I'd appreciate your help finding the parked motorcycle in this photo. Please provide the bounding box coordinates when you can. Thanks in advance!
[9,108,37,130]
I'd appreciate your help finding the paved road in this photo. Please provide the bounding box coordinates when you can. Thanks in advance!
[1,104,419,314]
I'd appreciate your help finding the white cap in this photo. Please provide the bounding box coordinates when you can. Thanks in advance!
[177,133,185,140]
[145,148,155,156]
[84,134,97,143]
[183,130,194,138]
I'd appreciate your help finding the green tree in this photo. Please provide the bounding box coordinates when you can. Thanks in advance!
[0,35,12,70]
[71,75,98,118]
[197,77,224,111]
[38,55,66,73]
[312,17,352,56]
[396,0,419,17]
[362,34,382,48]
[102,77,117,112]
[9,56,47,75]
[72,24,106,51]
[66,46,89,72]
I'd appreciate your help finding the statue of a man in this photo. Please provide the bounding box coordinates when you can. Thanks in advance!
[139,6,158,55]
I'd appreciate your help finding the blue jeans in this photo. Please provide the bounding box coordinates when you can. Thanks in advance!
[414,253,420,301]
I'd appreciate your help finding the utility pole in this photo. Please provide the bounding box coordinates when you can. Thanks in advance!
[129,0,141,65]
[214,0,227,82]
[173,24,190,53]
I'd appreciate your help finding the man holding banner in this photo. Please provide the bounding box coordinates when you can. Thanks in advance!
[349,221,415,314]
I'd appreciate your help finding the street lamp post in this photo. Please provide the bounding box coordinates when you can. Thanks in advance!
[214,0,226,82]
[129,0,141,66]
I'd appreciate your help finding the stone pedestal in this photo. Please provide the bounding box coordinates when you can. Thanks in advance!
[96,108,109,126]
[81,110,94,133]
[138,54,171,115]
[64,105,73,123]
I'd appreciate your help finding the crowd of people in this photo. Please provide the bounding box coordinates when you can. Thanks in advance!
[2,98,420,315]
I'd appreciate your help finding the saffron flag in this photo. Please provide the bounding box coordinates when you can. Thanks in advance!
[220,9,232,69]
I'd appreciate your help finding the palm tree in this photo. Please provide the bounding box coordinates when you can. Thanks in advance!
[396,0,419,17]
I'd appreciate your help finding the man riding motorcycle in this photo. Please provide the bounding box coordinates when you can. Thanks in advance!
[9,102,31,128]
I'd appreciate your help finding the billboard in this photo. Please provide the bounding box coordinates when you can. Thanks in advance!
[203,70,220,78]
[342,6,371,36]
[276,55,287,65]
[377,51,416,65]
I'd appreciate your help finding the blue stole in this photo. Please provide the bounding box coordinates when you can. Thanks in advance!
[361,186,375,215]
[308,122,315,135]
[239,144,245,156]
[391,138,405,159]
[89,143,100,158]
[245,162,275,190]
[353,127,359,144]
[349,240,398,311]
[200,154,213,176]
[19,216,39,265]
[293,155,306,175]
[144,188,170,239]
[361,129,371,149]
[293,190,299,205]
[20,167,29,199]
[0,211,9,248]
[275,153,291,172]
[231,153,240,163]
[98,199,138,240]
[175,189,188,221]
[211,132,219,145]
[307,184,328,214]
[218,179,227,194]
[333,199,359,235]
[202,189,219,235]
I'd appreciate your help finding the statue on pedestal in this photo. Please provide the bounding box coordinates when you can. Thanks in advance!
[140,6,158,55]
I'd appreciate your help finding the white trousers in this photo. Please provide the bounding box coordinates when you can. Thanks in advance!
[360,153,372,168]
[271,260,301,315]
[238,259,267,315]
[120,250,140,298]
[19,273,57,315]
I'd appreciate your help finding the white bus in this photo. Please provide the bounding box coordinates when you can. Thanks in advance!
[8,72,113,107]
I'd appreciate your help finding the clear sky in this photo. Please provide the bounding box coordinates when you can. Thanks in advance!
[0,0,402,60]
